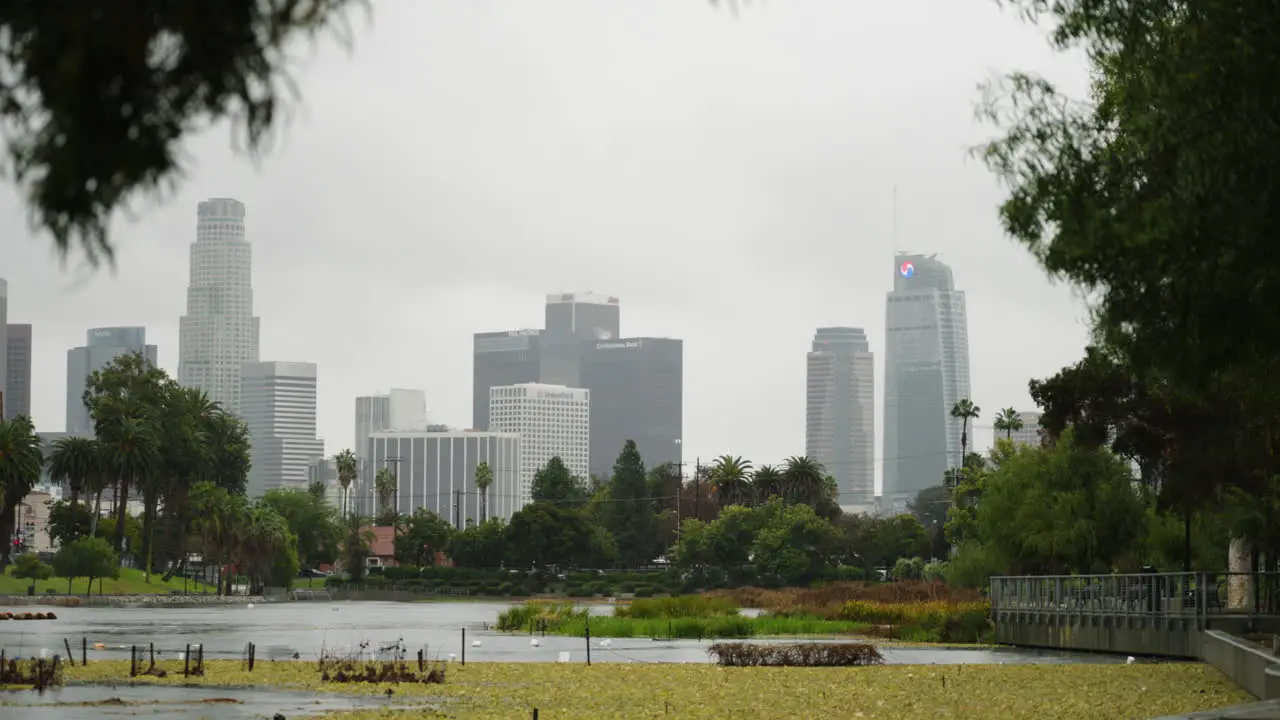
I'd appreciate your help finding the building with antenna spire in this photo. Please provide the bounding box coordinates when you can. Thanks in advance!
[881,252,972,514]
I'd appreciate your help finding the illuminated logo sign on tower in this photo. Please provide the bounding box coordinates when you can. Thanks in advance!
[899,261,915,279]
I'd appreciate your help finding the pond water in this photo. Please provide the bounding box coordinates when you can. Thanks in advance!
[0,684,434,720]
[0,600,1137,666]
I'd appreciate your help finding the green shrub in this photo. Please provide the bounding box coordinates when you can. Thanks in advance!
[616,595,740,619]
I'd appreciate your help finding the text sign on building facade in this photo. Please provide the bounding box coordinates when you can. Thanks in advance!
[595,340,643,351]
[537,390,577,400]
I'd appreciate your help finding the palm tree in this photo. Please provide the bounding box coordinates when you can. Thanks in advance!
[752,465,783,503]
[950,398,981,465]
[374,468,397,525]
[475,461,494,523]
[782,456,827,506]
[993,407,1024,441]
[46,436,102,516]
[98,410,161,554]
[334,449,358,518]
[0,415,43,566]
[710,455,753,507]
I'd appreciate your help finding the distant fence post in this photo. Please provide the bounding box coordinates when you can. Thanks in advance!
[184,644,191,676]
[461,628,466,666]
[585,619,592,666]
[81,637,87,666]
[129,645,137,677]
[64,639,74,666]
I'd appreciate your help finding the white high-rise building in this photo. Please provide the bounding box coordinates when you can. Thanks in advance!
[354,389,428,462]
[241,361,324,497]
[178,199,260,415]
[806,327,875,511]
[488,383,589,509]
[1006,411,1043,447]
[883,253,972,510]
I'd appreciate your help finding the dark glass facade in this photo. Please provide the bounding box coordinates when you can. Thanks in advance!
[472,330,542,430]
[579,337,683,478]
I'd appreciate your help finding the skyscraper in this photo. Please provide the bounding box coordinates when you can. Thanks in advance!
[241,361,324,496]
[5,324,31,420]
[882,253,972,511]
[580,337,683,478]
[806,327,874,509]
[540,292,621,387]
[488,383,590,509]
[472,329,542,430]
[354,389,428,462]
[178,198,260,415]
[0,279,8,416]
[66,328,158,435]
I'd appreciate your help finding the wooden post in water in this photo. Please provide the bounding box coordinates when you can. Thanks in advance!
[81,637,87,666]
[248,642,256,671]
[129,645,137,677]
[184,644,191,676]
[64,639,74,666]
[585,619,592,666]
[417,649,424,672]
[461,628,466,666]
[149,642,155,671]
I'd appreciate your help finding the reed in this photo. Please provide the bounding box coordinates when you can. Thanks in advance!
[707,581,982,619]
[495,601,588,632]
[614,595,740,619]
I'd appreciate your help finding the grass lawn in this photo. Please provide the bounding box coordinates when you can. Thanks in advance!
[0,566,215,596]
[61,659,1249,719]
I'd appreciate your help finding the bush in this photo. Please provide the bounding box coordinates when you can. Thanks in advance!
[616,595,740,619]
[708,642,883,667]
[836,600,991,643]
[496,601,588,632]
[634,584,654,598]
[11,553,53,581]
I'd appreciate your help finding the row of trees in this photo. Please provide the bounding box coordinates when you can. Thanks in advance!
[0,352,300,592]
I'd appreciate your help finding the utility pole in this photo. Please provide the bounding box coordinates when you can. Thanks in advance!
[454,489,463,531]
[673,439,683,540]
[694,457,701,522]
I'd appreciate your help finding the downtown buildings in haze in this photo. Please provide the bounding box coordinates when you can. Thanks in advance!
[178,198,261,416]
[6,323,31,420]
[66,327,158,435]
[355,389,428,464]
[473,293,683,480]
[806,327,874,511]
[241,361,324,496]
[881,252,972,512]
[488,383,590,507]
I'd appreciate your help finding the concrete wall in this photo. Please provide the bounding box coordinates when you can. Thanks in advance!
[1199,630,1280,701]
[994,611,1203,658]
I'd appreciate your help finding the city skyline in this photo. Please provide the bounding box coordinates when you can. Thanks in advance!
[1,2,1093,483]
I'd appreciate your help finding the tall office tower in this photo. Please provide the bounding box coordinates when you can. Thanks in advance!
[66,328,159,435]
[580,337,682,478]
[241,361,324,497]
[0,279,7,417]
[178,198,261,416]
[472,329,542,430]
[5,324,31,420]
[882,253,972,512]
[488,383,590,510]
[354,389,428,462]
[806,327,874,510]
[540,292,621,386]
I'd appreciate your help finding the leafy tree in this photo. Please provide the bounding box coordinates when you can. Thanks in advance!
[993,408,1023,441]
[838,513,931,573]
[751,465,783,504]
[5,1,363,263]
[11,552,53,581]
[969,428,1145,574]
[602,441,658,567]
[334,449,358,518]
[506,502,616,569]
[205,413,251,496]
[52,536,119,595]
[340,516,374,583]
[448,520,509,568]
[531,457,587,505]
[262,487,342,569]
[393,509,454,567]
[475,461,494,523]
[908,485,950,534]
[0,414,43,566]
[750,499,840,587]
[46,500,93,547]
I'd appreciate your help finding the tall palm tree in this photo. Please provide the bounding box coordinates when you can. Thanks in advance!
[157,387,217,582]
[334,449,358,518]
[374,468,397,525]
[993,407,1024,441]
[475,461,494,523]
[752,465,783,503]
[0,415,43,566]
[98,409,161,553]
[710,455,753,507]
[782,456,826,506]
[46,435,102,515]
[950,398,981,466]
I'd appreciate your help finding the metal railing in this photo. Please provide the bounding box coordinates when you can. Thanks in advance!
[990,572,1280,622]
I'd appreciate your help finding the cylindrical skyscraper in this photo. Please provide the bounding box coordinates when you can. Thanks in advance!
[178,198,261,415]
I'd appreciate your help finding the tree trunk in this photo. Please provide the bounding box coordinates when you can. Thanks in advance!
[90,491,103,537]
[145,503,156,583]
[113,475,131,553]
[1183,507,1192,572]
[1227,536,1254,610]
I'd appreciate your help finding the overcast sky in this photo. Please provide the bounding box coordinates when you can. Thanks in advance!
[3,0,1090,492]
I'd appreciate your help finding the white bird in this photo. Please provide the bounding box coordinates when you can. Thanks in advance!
[246,603,255,609]
[471,640,482,648]
[530,638,540,647]
[598,639,612,647]
[448,653,457,662]
[1127,656,1136,665]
